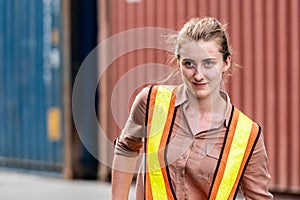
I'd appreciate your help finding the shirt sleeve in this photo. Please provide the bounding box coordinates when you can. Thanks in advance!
[114,86,150,157]
[241,133,273,199]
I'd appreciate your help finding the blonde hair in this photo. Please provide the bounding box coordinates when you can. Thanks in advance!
[176,17,232,62]
[161,17,236,83]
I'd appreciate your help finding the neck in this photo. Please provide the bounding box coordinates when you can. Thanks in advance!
[200,92,225,114]
[186,89,226,116]
[184,88,227,134]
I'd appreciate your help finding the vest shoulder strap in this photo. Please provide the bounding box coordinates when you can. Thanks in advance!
[208,106,261,200]
[144,85,177,200]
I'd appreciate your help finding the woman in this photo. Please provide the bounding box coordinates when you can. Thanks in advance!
[112,17,273,200]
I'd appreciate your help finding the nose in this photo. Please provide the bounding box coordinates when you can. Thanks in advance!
[193,67,204,81]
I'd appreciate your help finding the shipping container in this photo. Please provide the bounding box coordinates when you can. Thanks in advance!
[70,0,99,179]
[0,0,65,173]
[0,0,104,179]
[97,0,300,194]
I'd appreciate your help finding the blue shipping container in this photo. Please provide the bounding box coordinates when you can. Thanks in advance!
[0,0,64,172]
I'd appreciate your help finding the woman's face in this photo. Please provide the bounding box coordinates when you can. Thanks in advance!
[178,39,231,100]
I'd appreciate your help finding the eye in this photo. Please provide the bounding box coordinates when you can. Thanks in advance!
[182,59,195,68]
[202,59,216,68]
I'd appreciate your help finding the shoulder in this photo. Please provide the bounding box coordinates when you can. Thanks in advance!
[131,85,152,111]
[132,84,177,108]
[128,85,153,125]
[131,84,178,114]
[231,106,259,125]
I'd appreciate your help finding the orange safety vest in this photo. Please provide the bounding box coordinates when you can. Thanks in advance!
[144,85,261,200]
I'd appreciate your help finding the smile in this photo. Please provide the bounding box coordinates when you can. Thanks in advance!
[192,82,207,87]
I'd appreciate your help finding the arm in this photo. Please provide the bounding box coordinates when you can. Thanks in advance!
[112,135,143,199]
[111,154,137,200]
[241,134,273,199]
[111,87,149,199]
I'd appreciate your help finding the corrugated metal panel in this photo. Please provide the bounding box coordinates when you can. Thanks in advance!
[101,0,300,192]
[0,0,64,172]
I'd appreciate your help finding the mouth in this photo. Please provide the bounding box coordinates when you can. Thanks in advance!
[192,82,207,88]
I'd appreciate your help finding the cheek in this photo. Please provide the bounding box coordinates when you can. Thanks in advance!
[206,67,223,80]
[180,67,193,79]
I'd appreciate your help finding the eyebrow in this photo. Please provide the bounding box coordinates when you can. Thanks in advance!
[201,58,217,62]
[180,57,217,63]
[181,58,195,62]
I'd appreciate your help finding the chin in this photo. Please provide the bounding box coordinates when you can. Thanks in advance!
[191,89,210,100]
[195,93,210,99]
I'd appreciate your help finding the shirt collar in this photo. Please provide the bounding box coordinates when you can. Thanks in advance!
[175,84,232,127]
[221,90,233,127]
[175,84,188,107]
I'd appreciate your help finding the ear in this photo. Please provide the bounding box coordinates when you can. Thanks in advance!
[222,56,231,72]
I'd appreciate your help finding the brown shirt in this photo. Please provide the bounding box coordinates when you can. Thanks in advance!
[114,84,273,200]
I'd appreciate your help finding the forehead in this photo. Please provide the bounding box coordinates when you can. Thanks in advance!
[179,40,221,59]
